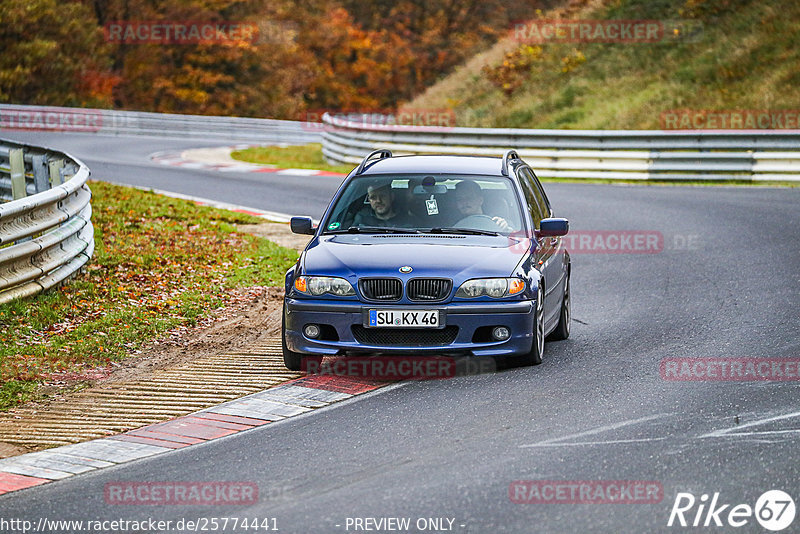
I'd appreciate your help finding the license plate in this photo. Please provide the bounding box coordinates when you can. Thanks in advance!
[367,309,441,328]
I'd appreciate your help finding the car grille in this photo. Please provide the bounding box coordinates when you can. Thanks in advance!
[352,325,459,346]
[359,278,402,301]
[407,278,452,301]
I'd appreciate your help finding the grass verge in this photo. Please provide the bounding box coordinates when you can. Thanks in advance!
[408,0,800,131]
[0,181,299,410]
[231,143,352,174]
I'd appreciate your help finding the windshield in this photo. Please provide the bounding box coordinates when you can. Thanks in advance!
[322,174,525,235]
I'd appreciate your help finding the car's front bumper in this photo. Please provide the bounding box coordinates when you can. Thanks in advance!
[284,298,535,357]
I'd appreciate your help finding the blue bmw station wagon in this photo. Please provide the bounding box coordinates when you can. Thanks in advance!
[283,149,570,370]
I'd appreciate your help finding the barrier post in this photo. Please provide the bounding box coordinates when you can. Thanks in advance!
[49,159,64,186]
[32,154,50,193]
[9,148,26,200]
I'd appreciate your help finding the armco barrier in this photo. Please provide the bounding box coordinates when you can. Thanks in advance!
[320,113,800,181]
[0,104,319,144]
[0,138,94,304]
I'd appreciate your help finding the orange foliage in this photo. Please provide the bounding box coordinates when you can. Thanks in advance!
[4,0,537,118]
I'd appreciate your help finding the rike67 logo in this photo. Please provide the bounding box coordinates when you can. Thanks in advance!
[667,490,795,531]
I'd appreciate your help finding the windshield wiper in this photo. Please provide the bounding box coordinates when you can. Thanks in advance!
[328,226,420,234]
[425,227,500,236]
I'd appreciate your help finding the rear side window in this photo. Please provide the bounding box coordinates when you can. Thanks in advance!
[519,168,547,228]
[529,170,551,218]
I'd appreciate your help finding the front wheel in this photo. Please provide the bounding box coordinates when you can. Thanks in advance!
[547,273,570,341]
[281,309,322,371]
[282,314,303,371]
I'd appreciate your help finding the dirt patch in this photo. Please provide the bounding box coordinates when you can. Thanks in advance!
[0,442,25,458]
[99,285,285,385]
[5,285,284,401]
[0,223,307,436]
[99,222,308,385]
[238,222,312,251]
[0,284,292,458]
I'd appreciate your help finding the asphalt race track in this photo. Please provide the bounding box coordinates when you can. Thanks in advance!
[1,131,799,533]
[3,131,341,220]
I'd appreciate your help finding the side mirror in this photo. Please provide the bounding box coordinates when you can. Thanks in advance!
[538,218,569,237]
[290,216,315,235]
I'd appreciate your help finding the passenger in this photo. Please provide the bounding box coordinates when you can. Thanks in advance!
[453,180,511,231]
[353,182,413,227]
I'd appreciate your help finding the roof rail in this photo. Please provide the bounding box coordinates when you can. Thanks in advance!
[501,150,520,177]
[356,149,393,175]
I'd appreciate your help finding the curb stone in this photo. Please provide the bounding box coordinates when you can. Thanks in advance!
[0,375,384,497]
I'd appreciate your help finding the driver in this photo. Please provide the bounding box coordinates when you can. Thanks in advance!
[453,180,511,231]
[353,182,412,227]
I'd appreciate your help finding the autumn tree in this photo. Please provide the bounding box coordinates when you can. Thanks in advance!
[85,0,313,117]
[0,0,115,107]
[291,5,416,113]
[3,0,545,118]
[337,0,548,101]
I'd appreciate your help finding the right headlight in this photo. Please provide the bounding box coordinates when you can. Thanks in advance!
[454,278,526,298]
[294,276,355,296]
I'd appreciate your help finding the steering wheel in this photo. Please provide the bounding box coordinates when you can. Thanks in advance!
[454,214,502,231]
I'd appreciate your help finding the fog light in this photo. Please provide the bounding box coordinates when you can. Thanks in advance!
[492,326,510,341]
[304,324,321,339]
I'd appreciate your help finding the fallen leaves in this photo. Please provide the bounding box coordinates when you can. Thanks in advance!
[0,181,299,409]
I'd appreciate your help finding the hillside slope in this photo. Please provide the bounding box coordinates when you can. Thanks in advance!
[404,0,800,129]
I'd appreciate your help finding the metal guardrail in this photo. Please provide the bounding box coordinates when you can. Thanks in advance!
[0,104,320,144]
[321,113,800,181]
[0,138,94,304]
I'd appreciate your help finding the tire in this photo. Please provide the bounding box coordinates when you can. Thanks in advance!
[503,284,544,368]
[282,313,303,371]
[547,273,570,341]
[281,308,322,372]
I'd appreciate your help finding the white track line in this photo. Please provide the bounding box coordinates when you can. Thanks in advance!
[697,410,800,439]
[519,413,673,448]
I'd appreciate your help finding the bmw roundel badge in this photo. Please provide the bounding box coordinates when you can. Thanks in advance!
[399,266,413,274]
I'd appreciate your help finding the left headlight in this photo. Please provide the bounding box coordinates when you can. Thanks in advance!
[455,278,526,298]
[294,276,355,296]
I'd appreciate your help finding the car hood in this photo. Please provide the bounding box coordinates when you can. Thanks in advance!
[302,234,531,281]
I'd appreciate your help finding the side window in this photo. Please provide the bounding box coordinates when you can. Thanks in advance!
[519,168,544,229]
[529,170,551,218]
